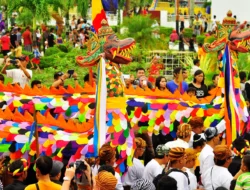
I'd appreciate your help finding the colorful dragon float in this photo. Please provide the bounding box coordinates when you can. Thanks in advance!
[0,11,249,174]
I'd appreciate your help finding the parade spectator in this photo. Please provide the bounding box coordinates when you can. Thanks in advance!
[228,137,250,176]
[188,117,205,148]
[208,74,219,91]
[184,148,198,190]
[31,44,41,71]
[193,16,202,35]
[165,147,189,190]
[189,70,208,99]
[199,127,220,175]
[95,171,117,190]
[24,156,61,190]
[1,31,11,63]
[70,15,77,30]
[182,68,188,81]
[202,145,241,190]
[56,34,63,44]
[166,67,188,94]
[0,74,5,84]
[91,143,123,190]
[42,26,49,52]
[155,76,167,91]
[51,71,78,89]
[10,28,17,49]
[165,123,192,149]
[14,42,22,58]
[48,28,56,47]
[4,159,29,190]
[193,133,206,153]
[245,74,250,103]
[35,28,42,51]
[16,28,22,45]
[191,59,201,75]
[130,179,155,190]
[157,175,177,190]
[1,55,32,88]
[187,87,196,98]
[49,160,63,185]
[179,28,186,51]
[60,165,75,190]
[170,30,179,42]
[22,26,32,52]
[31,80,42,89]
[235,155,250,190]
[188,34,196,52]
[143,144,170,182]
[123,138,146,188]
[133,68,153,89]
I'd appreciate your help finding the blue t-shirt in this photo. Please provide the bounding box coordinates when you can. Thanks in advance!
[166,80,188,94]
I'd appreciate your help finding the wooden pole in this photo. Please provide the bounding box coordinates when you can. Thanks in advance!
[33,109,39,157]
[89,67,94,87]
[176,0,180,34]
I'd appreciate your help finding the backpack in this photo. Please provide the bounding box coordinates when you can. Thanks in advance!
[163,168,190,185]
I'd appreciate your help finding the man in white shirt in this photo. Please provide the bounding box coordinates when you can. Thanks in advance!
[199,127,220,175]
[143,144,170,182]
[1,55,32,88]
[123,138,146,188]
[166,147,189,190]
[202,145,237,190]
[191,59,201,76]
[165,123,192,149]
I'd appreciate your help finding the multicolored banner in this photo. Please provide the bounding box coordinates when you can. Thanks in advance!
[92,0,108,32]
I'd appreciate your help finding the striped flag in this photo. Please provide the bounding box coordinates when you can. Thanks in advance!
[222,45,241,145]
[93,58,107,156]
[92,0,108,32]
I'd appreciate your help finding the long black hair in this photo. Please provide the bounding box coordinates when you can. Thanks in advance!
[193,69,205,85]
[155,76,166,90]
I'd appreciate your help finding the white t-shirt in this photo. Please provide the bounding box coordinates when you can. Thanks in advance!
[143,159,163,182]
[91,165,124,190]
[6,68,32,88]
[199,144,214,175]
[165,138,189,149]
[201,165,233,190]
[185,168,197,190]
[123,158,144,186]
[168,170,189,190]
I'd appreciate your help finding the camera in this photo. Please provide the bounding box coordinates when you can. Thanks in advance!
[10,59,17,64]
[69,160,87,174]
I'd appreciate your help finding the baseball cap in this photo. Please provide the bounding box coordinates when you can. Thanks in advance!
[156,144,170,156]
[50,160,64,177]
[54,71,64,79]
[204,127,218,140]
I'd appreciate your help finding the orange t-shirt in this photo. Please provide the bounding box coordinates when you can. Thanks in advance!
[25,181,61,190]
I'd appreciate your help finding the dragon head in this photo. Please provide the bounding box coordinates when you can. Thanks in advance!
[76,20,135,67]
[103,34,135,64]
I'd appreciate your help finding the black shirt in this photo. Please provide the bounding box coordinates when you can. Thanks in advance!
[48,33,55,47]
[188,83,208,98]
[10,34,17,48]
[4,180,26,190]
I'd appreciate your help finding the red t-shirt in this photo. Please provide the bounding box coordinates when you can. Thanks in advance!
[1,35,10,50]
[22,30,32,45]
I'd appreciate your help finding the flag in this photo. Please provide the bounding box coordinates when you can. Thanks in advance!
[93,58,107,156]
[222,45,242,145]
[92,0,108,32]
[149,0,158,11]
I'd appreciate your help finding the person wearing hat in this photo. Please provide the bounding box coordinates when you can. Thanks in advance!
[202,145,242,190]
[165,123,192,149]
[1,55,32,88]
[188,117,206,148]
[184,148,198,190]
[199,127,220,175]
[95,171,117,190]
[143,144,170,182]
[166,147,189,190]
[51,71,78,89]
[49,160,64,185]
[131,178,155,190]
[123,138,146,189]
[91,143,123,190]
[4,158,29,190]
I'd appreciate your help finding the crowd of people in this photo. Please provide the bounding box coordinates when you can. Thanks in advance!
[1,119,250,190]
